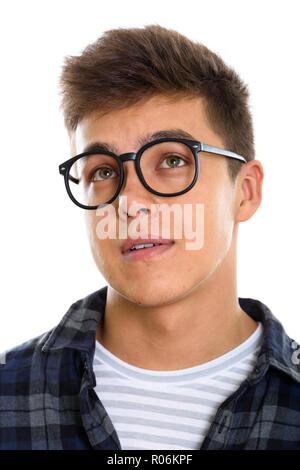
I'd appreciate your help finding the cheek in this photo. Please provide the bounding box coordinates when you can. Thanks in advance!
[84,214,114,272]
[184,183,234,264]
[204,190,234,255]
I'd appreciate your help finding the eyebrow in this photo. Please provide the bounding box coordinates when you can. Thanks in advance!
[82,128,198,154]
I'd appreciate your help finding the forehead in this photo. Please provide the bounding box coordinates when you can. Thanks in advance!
[71,94,224,155]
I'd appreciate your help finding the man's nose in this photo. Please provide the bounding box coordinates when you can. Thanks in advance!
[116,159,153,220]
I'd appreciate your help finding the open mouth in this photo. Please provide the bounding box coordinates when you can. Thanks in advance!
[127,242,162,252]
[121,241,175,260]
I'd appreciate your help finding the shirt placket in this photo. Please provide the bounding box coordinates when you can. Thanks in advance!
[199,355,268,450]
[78,351,122,450]
[199,400,236,450]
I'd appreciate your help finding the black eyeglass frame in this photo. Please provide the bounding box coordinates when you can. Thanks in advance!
[58,137,247,210]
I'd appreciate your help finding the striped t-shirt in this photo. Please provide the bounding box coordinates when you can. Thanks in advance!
[92,321,263,450]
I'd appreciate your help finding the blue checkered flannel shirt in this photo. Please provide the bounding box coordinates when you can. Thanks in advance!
[1,285,300,450]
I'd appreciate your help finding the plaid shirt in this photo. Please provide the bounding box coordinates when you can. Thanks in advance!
[1,285,300,450]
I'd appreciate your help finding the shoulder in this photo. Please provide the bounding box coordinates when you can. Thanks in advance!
[0,329,52,380]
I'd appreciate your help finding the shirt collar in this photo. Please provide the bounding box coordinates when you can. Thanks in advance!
[41,286,300,384]
[41,286,107,355]
[238,297,300,385]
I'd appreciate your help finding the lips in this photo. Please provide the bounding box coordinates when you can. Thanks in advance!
[121,236,174,254]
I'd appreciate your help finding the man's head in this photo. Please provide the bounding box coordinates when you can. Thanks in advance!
[58,25,263,306]
[59,24,255,182]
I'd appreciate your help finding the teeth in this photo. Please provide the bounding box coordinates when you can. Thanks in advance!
[130,243,161,251]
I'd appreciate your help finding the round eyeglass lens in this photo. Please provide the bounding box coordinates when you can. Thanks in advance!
[68,153,120,207]
[140,141,196,194]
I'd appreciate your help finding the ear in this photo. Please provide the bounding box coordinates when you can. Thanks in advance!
[235,159,264,223]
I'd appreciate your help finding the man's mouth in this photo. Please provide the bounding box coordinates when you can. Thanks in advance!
[121,236,175,260]
[127,242,162,252]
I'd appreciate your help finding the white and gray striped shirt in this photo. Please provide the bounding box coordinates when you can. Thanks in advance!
[93,321,263,450]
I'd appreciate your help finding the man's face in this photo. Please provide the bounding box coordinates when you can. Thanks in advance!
[71,94,238,306]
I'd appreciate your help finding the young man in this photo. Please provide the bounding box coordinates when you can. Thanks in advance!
[1,24,300,451]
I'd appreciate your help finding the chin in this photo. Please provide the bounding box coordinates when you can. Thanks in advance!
[111,280,190,307]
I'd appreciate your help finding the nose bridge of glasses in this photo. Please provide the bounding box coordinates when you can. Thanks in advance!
[118,152,141,194]
[119,152,137,163]
[119,152,140,181]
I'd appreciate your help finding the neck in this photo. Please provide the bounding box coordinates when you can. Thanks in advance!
[96,228,258,371]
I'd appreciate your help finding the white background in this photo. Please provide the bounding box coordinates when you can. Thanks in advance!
[0,0,299,351]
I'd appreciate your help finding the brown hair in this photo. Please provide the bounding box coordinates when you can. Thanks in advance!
[59,24,255,180]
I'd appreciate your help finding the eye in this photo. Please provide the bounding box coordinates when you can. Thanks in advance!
[159,155,187,169]
[91,166,118,181]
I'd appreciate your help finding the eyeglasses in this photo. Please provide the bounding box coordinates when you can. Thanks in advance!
[58,137,247,210]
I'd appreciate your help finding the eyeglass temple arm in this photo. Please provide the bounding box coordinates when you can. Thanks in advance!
[68,174,79,184]
[59,165,79,184]
[201,143,247,163]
